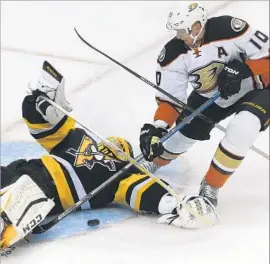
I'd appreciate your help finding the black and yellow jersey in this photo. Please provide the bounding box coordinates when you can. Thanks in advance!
[21,95,169,215]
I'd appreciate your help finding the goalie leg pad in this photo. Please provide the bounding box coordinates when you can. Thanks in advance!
[1,175,55,248]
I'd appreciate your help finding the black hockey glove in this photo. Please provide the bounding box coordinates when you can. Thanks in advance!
[218,59,253,99]
[139,123,168,161]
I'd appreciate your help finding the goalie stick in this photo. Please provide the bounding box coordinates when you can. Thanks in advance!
[33,155,143,234]
[74,28,269,161]
[33,93,219,234]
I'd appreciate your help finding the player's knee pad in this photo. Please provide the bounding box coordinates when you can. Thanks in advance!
[237,89,270,131]
[160,131,197,162]
[221,111,261,156]
[0,175,55,248]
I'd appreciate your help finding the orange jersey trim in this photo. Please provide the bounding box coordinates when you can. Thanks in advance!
[246,58,270,76]
[154,102,179,127]
[260,72,270,87]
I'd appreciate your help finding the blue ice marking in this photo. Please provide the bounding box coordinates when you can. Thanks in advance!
[1,142,137,243]
[28,205,136,243]
[1,142,46,165]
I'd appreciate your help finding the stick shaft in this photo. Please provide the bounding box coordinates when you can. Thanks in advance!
[33,155,143,233]
[35,93,219,233]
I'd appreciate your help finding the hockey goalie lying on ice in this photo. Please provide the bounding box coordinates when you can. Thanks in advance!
[0,61,217,249]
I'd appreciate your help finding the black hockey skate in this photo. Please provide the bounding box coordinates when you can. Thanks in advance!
[199,179,219,207]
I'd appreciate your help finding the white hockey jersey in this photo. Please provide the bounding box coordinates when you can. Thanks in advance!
[155,16,269,125]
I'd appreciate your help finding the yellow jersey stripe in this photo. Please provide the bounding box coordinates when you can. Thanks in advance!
[23,118,51,129]
[37,117,75,151]
[135,179,156,211]
[41,156,74,209]
[114,174,147,203]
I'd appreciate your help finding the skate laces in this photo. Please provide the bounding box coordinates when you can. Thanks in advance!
[200,181,219,207]
[203,185,218,200]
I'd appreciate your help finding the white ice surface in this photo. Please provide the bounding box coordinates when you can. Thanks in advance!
[1,1,269,264]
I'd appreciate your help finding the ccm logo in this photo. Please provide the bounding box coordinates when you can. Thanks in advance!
[224,67,239,75]
[23,214,43,234]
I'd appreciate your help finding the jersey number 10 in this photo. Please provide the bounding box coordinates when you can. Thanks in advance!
[250,30,268,50]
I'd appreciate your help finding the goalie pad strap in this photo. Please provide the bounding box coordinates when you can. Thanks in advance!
[16,198,48,226]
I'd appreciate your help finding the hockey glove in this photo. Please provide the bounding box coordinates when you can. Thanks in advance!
[139,123,168,161]
[157,195,218,229]
[218,59,253,99]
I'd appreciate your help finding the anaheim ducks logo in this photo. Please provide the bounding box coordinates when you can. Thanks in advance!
[188,3,198,12]
[66,135,117,172]
[189,61,225,93]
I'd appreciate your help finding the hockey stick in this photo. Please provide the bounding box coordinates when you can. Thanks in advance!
[74,28,269,161]
[33,155,143,234]
[33,93,219,233]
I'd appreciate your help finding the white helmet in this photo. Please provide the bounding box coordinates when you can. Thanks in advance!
[166,2,207,44]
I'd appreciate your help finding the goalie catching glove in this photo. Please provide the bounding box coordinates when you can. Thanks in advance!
[28,61,72,124]
[140,123,168,161]
[158,195,218,229]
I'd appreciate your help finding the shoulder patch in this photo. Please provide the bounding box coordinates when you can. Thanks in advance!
[158,47,166,63]
[204,16,249,44]
[231,17,247,32]
[157,38,188,67]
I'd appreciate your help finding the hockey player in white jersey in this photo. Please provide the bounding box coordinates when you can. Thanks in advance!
[139,2,269,213]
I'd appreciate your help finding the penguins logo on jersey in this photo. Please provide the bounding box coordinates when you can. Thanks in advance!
[188,3,198,12]
[66,135,117,171]
[231,18,247,32]
[189,61,225,93]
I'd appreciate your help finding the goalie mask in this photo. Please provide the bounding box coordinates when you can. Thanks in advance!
[99,137,134,162]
